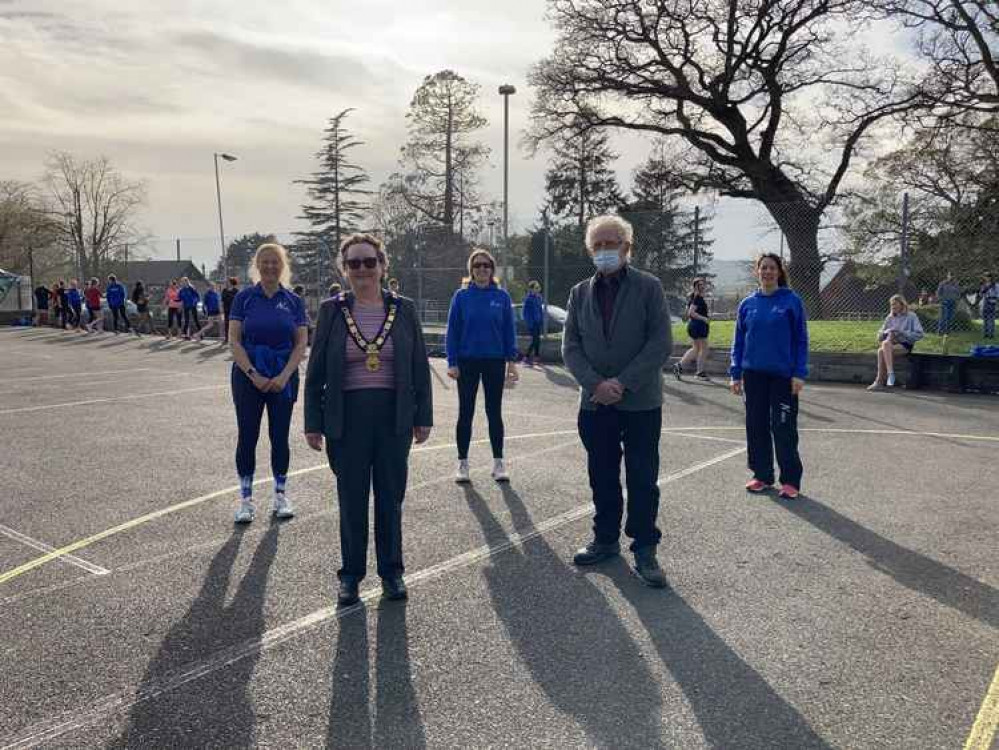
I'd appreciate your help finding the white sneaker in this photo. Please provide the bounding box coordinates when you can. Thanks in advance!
[455,459,471,484]
[491,458,510,483]
[234,499,255,524]
[272,492,295,519]
[886,372,896,387]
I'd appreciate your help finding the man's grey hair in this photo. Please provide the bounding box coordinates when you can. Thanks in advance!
[585,214,634,250]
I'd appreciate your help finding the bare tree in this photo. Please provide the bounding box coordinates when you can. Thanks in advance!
[43,152,146,280]
[0,180,65,279]
[877,0,998,116]
[528,0,926,314]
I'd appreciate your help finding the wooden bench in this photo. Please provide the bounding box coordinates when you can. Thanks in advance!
[907,352,999,394]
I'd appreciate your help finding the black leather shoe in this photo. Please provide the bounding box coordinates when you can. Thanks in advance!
[572,541,620,566]
[633,548,668,588]
[337,579,360,606]
[381,577,408,601]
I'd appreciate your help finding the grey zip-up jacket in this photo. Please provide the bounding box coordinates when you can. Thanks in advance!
[562,265,672,411]
[304,291,433,440]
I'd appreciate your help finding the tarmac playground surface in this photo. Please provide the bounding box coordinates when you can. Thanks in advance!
[0,326,996,749]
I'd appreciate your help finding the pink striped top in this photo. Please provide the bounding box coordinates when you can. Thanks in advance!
[343,301,396,391]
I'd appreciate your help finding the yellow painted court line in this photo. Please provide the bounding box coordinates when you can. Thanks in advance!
[965,662,999,750]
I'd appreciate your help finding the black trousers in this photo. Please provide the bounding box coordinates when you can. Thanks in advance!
[742,369,803,488]
[182,307,201,336]
[231,366,297,478]
[527,324,542,358]
[67,303,81,327]
[168,308,182,329]
[456,357,506,460]
[328,390,412,582]
[110,306,130,331]
[577,405,662,551]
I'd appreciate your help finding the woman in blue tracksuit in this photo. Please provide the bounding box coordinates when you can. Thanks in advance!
[178,277,201,339]
[228,243,309,523]
[729,253,809,500]
[522,281,545,366]
[105,275,130,333]
[446,248,519,484]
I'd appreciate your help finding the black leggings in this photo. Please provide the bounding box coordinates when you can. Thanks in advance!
[168,308,182,330]
[527,324,542,358]
[232,367,297,478]
[456,358,507,459]
[67,303,82,327]
[182,307,201,336]
[111,306,130,331]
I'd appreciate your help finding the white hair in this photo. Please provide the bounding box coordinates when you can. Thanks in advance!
[250,243,293,287]
[585,214,634,250]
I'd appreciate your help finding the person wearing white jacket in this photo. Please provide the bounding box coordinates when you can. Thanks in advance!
[869,295,924,390]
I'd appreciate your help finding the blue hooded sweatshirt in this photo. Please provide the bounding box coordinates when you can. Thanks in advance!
[203,289,221,315]
[729,287,809,380]
[179,285,200,309]
[445,284,517,367]
[106,282,126,308]
[523,291,544,328]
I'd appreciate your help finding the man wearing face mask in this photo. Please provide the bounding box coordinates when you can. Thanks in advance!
[562,215,672,588]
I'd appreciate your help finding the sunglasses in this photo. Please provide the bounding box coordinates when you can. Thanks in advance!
[346,257,380,270]
[472,262,493,270]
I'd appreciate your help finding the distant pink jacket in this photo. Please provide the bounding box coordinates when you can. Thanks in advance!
[164,287,181,309]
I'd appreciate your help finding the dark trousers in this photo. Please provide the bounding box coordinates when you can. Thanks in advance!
[742,369,803,488]
[168,308,182,330]
[182,307,201,336]
[938,299,956,335]
[577,406,662,551]
[328,390,412,582]
[231,366,297,478]
[67,303,81,327]
[110,306,130,331]
[456,358,507,459]
[984,299,996,339]
[223,312,231,342]
[527,324,542,358]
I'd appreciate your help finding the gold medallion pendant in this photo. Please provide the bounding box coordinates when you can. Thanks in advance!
[341,293,398,373]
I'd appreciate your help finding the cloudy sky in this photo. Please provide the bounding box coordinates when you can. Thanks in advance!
[1,0,784,270]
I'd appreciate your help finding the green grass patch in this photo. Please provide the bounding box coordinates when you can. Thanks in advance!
[671,320,986,355]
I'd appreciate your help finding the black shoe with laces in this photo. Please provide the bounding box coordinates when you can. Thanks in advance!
[572,541,620,566]
[337,579,360,606]
[672,362,683,381]
[633,548,668,588]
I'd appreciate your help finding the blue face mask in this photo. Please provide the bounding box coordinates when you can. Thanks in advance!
[593,249,623,273]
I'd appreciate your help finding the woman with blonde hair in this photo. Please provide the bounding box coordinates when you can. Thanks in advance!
[869,294,923,390]
[304,233,433,605]
[228,243,309,523]
[445,248,518,483]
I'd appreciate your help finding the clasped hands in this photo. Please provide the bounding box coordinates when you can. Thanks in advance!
[590,378,624,405]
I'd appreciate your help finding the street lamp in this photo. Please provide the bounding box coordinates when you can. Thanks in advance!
[498,84,516,286]
[214,152,238,280]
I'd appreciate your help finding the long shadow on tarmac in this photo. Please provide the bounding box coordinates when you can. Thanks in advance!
[776,495,999,629]
[603,564,832,749]
[109,525,280,748]
[326,604,425,749]
[465,484,664,748]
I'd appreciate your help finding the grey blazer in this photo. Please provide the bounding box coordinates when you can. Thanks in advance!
[562,265,672,411]
[304,292,433,440]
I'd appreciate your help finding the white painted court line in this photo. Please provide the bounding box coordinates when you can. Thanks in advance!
[0,525,109,577]
[0,371,214,396]
[0,368,156,384]
[0,445,745,750]
[662,425,999,442]
[0,385,225,415]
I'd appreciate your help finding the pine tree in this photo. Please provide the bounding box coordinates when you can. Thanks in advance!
[292,108,370,289]
[543,123,623,228]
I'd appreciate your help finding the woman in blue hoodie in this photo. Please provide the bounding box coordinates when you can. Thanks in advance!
[446,248,519,484]
[522,280,545,366]
[178,277,201,340]
[729,253,809,499]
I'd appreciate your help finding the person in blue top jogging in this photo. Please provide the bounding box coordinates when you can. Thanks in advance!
[193,281,222,342]
[522,280,545,367]
[105,274,130,333]
[178,277,201,340]
[228,243,309,523]
[729,253,809,500]
[446,248,519,484]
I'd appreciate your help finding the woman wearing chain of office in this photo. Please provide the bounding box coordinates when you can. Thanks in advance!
[304,233,433,607]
